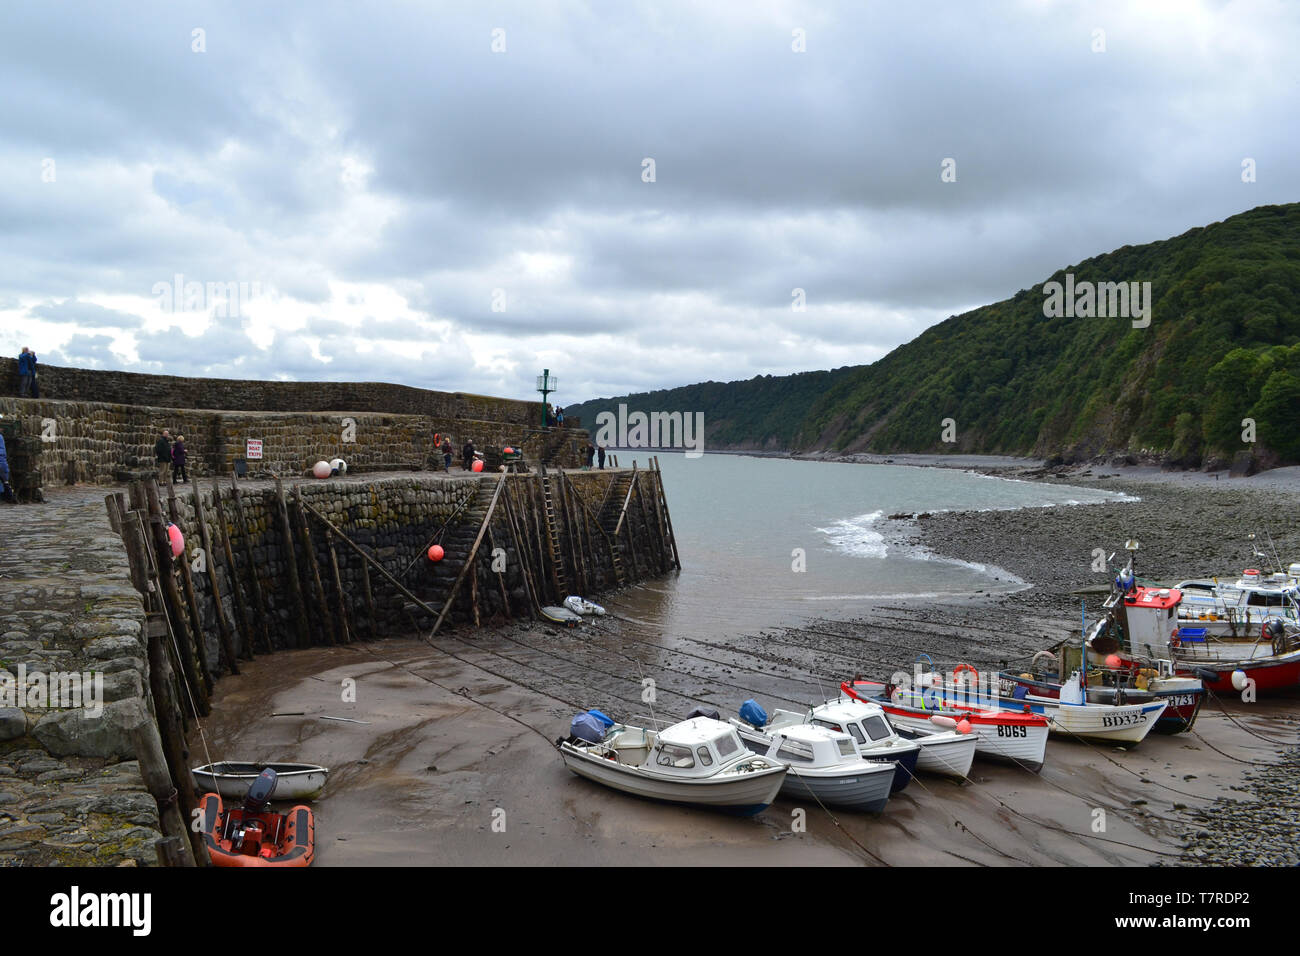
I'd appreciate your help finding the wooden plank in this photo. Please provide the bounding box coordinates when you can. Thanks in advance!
[501,478,540,616]
[326,530,353,644]
[360,557,378,640]
[654,457,682,570]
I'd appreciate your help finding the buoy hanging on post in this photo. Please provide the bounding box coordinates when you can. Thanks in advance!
[428,545,445,562]
[166,522,185,558]
[312,461,331,479]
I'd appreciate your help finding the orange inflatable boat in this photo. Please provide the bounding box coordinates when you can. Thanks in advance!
[200,768,315,868]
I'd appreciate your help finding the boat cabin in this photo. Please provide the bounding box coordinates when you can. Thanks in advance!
[1123,586,1182,659]
[764,724,861,766]
[645,718,751,776]
[810,699,899,748]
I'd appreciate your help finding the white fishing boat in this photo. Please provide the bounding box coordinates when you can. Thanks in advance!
[557,716,787,815]
[192,762,329,801]
[737,723,896,812]
[734,698,922,792]
[1173,565,1299,637]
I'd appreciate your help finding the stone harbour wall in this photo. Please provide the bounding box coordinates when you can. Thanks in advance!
[0,358,543,426]
[0,396,591,489]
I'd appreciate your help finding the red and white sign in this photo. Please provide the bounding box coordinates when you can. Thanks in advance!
[246,439,263,460]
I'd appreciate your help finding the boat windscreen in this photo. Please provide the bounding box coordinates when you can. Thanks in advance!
[836,738,856,757]
[862,715,891,741]
[715,733,739,757]
[656,744,695,769]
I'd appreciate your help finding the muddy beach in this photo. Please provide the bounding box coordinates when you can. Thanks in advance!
[194,467,1300,866]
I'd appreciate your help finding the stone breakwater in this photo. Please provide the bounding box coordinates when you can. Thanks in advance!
[0,395,590,491]
[0,463,677,865]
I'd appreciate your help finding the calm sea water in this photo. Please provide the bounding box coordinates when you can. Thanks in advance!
[605,452,1134,636]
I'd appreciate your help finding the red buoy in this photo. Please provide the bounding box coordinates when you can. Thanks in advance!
[956,718,972,735]
[428,545,444,562]
[166,523,185,558]
[471,460,483,472]
[503,446,513,455]
[1105,654,1122,669]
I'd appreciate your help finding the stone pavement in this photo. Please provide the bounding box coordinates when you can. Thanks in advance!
[0,485,159,865]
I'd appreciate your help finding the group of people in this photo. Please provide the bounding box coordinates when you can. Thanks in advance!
[15,347,38,398]
[584,442,607,469]
[153,429,189,483]
[432,433,481,472]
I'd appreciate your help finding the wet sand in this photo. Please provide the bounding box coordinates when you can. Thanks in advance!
[195,608,1300,866]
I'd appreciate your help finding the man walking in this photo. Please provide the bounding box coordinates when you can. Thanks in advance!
[17,347,36,398]
[154,429,173,484]
[461,438,475,471]
[441,436,453,472]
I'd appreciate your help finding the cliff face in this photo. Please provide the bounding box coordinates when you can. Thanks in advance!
[567,203,1300,468]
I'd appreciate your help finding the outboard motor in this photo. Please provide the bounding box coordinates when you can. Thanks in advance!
[1264,619,1287,654]
[242,768,279,813]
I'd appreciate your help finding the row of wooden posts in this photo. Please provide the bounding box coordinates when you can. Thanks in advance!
[102,462,679,864]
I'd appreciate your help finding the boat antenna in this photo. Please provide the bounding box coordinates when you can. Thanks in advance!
[635,658,659,730]
[1264,529,1284,574]
[814,674,831,705]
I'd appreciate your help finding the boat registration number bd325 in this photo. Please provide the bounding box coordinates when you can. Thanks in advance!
[1101,712,1144,727]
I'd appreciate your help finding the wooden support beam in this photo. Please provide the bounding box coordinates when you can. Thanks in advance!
[230,476,274,653]
[360,556,378,640]
[429,477,506,638]
[292,486,337,646]
[210,479,254,659]
[501,478,540,616]
[274,478,312,648]
[326,530,353,643]
[190,482,240,673]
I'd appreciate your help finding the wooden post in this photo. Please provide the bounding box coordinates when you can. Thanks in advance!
[360,554,378,639]
[326,530,353,643]
[230,477,273,653]
[210,479,254,660]
[634,473,666,573]
[141,481,212,713]
[104,494,123,534]
[501,479,540,616]
[190,483,240,674]
[275,478,312,648]
[654,457,682,571]
[486,521,512,618]
[126,701,198,867]
[292,486,337,646]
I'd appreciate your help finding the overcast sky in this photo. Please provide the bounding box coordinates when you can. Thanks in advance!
[2,1,1297,405]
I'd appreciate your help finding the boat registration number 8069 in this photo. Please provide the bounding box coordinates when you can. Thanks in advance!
[997,725,1028,737]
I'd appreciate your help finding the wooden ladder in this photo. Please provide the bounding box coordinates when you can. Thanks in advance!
[540,466,569,597]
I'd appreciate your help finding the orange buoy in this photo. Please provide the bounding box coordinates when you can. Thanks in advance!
[428,545,445,562]
[1105,654,1122,669]
[956,719,972,735]
[471,459,483,472]
[503,446,513,454]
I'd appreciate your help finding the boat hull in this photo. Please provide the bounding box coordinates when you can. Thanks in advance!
[199,793,314,868]
[1001,672,1201,735]
[192,762,329,800]
[780,763,894,812]
[901,730,978,779]
[559,746,786,815]
[1184,653,1300,694]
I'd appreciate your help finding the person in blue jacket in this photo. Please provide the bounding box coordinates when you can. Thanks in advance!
[0,427,14,502]
[17,347,37,398]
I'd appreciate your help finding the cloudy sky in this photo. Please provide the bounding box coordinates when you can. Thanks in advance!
[2,1,1297,405]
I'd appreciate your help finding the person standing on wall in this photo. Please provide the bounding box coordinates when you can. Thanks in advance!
[585,442,595,469]
[441,436,453,472]
[154,429,173,484]
[16,347,36,398]
[171,434,188,484]
[555,406,564,427]
[0,424,15,502]
[597,443,606,469]
[461,438,475,471]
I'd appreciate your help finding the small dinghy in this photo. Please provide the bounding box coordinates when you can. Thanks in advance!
[557,713,787,815]
[564,595,606,616]
[540,605,583,626]
[192,762,329,800]
[200,768,315,868]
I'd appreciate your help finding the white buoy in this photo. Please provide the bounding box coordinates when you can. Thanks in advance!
[330,457,347,475]
[930,715,958,730]
[1231,669,1248,691]
[312,460,331,479]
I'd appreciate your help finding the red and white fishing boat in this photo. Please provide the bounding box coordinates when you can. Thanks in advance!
[842,678,1050,773]
[1092,574,1300,695]
[1173,564,1300,638]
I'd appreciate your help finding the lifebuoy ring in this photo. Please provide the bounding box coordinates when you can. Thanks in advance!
[952,663,979,682]
[1170,628,1180,648]
[433,433,442,445]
